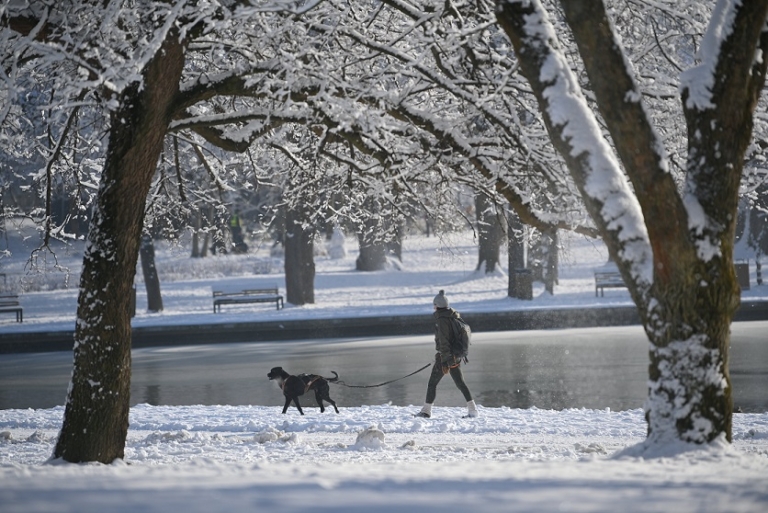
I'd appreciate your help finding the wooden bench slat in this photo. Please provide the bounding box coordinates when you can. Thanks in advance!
[212,288,283,312]
[594,270,626,297]
[0,296,23,322]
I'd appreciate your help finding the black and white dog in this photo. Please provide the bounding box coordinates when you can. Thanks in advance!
[267,366,340,415]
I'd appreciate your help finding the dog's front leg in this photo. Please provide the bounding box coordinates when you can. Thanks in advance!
[282,396,292,414]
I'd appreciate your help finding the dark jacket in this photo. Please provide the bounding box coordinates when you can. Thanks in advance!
[434,307,460,364]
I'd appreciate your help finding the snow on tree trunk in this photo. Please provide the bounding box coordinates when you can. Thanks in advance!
[644,274,736,445]
[53,33,185,463]
[496,0,768,446]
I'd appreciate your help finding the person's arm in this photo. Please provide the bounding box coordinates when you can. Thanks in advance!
[436,317,453,364]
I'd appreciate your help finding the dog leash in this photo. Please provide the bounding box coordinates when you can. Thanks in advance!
[331,362,432,388]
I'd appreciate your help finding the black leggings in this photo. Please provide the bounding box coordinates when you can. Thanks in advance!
[425,360,473,404]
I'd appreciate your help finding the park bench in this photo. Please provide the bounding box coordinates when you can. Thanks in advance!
[213,287,284,313]
[594,270,626,296]
[0,294,23,322]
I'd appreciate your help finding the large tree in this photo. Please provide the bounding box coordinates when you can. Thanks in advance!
[1,0,319,463]
[496,0,768,448]
[475,192,505,274]
[53,28,184,461]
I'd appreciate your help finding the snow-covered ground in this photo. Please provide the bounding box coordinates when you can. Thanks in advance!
[2,404,768,513]
[1,224,768,512]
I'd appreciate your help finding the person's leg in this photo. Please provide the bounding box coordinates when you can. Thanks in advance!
[416,361,444,417]
[426,361,445,403]
[449,365,478,417]
[448,365,472,402]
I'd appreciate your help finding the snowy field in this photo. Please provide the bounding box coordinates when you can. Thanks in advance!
[1,404,768,513]
[1,224,768,512]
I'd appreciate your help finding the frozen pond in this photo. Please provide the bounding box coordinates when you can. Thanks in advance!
[1,322,766,412]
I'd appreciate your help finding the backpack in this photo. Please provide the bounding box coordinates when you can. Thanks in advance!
[449,316,471,363]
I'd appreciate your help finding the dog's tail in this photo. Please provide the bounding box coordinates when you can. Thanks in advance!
[325,371,339,382]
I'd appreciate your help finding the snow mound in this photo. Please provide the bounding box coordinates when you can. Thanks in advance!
[353,427,386,450]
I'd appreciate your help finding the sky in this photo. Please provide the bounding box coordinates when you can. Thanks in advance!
[1,223,767,513]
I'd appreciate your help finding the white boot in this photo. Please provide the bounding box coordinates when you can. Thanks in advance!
[415,403,432,418]
[465,400,478,418]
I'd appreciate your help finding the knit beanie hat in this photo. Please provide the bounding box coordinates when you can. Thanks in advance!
[433,290,449,308]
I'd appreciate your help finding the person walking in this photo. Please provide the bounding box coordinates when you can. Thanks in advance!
[415,290,478,419]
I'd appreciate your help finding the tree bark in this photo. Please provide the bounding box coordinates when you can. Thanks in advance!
[53,31,185,463]
[496,0,768,445]
[284,206,315,305]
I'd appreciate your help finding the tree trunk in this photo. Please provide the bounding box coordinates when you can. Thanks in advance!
[191,232,200,257]
[507,211,526,298]
[191,210,201,258]
[748,184,768,258]
[354,196,391,272]
[541,231,558,294]
[201,232,210,258]
[496,0,768,446]
[507,211,533,300]
[475,193,504,274]
[356,216,388,271]
[140,234,164,312]
[386,220,404,262]
[284,206,315,305]
[53,31,184,463]
[0,194,6,247]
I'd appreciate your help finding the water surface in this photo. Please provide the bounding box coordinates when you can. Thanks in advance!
[1,322,765,412]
